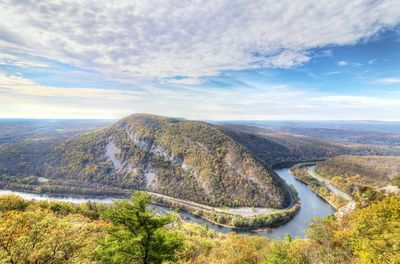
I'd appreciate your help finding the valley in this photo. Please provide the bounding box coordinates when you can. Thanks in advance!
[1,115,399,263]
[1,115,399,230]
[0,115,294,210]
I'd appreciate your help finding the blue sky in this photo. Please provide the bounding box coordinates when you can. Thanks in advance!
[0,0,400,120]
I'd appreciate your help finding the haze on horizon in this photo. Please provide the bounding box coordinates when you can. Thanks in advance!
[0,0,400,121]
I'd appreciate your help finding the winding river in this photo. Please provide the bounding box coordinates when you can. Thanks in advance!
[0,168,334,238]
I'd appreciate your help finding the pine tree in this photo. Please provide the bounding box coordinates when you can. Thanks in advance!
[95,192,183,264]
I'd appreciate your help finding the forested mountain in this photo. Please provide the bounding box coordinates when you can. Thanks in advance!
[2,115,400,209]
[0,114,292,208]
[219,124,400,168]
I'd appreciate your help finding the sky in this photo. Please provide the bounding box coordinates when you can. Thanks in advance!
[0,0,400,120]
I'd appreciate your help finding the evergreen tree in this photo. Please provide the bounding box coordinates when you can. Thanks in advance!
[95,192,183,264]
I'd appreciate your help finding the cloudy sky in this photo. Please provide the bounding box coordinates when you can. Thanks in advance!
[0,0,400,120]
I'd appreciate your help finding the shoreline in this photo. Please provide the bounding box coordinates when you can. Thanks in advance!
[149,194,301,230]
[0,181,301,231]
[290,173,340,210]
[289,164,348,210]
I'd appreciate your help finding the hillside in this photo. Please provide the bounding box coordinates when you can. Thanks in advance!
[315,155,400,194]
[276,127,400,146]
[219,124,400,167]
[3,116,400,209]
[0,114,292,209]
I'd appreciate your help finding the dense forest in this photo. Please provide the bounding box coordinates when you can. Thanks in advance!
[1,192,399,263]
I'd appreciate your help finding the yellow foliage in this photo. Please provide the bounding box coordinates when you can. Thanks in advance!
[346,195,400,263]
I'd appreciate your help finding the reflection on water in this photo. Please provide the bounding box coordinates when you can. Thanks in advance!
[0,168,335,239]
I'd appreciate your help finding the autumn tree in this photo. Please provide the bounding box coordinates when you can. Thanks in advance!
[346,195,400,263]
[305,215,352,263]
[0,207,99,263]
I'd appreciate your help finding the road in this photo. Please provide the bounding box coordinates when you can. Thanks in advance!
[147,191,286,217]
[307,166,352,201]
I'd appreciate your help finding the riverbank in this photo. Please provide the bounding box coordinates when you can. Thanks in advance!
[149,191,300,230]
[290,163,349,209]
[307,166,352,201]
[0,183,301,231]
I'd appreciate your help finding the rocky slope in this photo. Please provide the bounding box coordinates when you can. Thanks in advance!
[1,114,292,208]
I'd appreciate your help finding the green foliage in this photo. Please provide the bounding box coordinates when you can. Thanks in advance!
[262,240,292,264]
[95,192,183,264]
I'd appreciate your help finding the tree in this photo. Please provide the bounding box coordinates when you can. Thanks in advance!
[305,215,352,264]
[347,195,400,263]
[0,195,28,212]
[95,192,183,264]
[0,209,99,263]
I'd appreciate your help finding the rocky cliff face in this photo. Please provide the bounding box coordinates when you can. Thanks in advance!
[2,114,293,208]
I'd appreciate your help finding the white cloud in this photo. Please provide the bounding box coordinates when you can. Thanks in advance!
[375,77,400,84]
[1,72,400,120]
[162,77,203,86]
[0,52,48,68]
[337,60,363,67]
[324,71,340,76]
[0,0,399,82]
[0,73,144,100]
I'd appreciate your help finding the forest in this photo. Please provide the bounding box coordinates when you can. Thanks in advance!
[1,191,399,264]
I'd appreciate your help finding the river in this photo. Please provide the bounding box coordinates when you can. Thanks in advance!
[0,168,335,239]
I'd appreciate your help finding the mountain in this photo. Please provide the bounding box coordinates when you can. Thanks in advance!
[0,114,292,209]
[218,124,400,167]
[3,115,399,209]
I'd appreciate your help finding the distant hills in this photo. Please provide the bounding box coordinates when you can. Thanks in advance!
[220,120,400,146]
[218,124,400,168]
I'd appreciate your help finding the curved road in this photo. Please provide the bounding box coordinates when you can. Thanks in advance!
[147,191,290,217]
[307,166,352,201]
